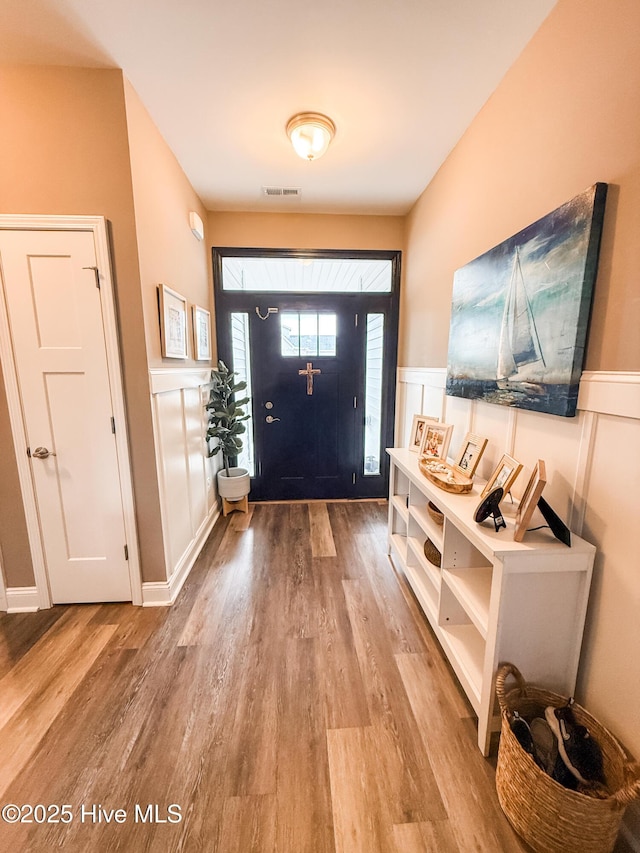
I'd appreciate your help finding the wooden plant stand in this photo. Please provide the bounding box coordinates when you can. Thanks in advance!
[222,495,249,517]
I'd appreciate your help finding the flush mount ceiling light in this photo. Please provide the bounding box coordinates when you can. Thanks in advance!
[286,112,336,161]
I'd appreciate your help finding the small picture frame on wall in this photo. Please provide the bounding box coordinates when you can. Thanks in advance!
[420,422,453,460]
[481,454,523,499]
[453,432,488,478]
[513,460,547,542]
[409,414,439,453]
[192,304,212,361]
[159,284,188,359]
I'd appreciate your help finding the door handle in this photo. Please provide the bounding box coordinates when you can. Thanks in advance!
[32,446,56,459]
[265,415,281,424]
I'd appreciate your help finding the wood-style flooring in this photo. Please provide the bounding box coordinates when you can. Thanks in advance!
[0,501,534,851]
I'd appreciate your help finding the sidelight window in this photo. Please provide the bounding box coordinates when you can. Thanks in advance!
[230,312,255,476]
[364,314,384,475]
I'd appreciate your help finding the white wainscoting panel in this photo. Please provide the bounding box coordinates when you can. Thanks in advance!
[154,389,193,570]
[396,369,639,504]
[396,368,640,844]
[148,368,218,605]
[397,381,424,448]
[512,408,586,519]
[468,400,517,482]
[395,368,448,447]
[442,393,473,457]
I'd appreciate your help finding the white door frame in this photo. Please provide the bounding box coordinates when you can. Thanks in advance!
[0,214,142,608]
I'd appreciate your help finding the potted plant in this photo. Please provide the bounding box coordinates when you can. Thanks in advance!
[206,360,251,503]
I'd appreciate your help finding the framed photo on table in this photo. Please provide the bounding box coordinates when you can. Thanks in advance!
[159,284,188,359]
[453,433,488,478]
[514,460,547,542]
[192,304,212,361]
[409,414,439,452]
[420,422,453,460]
[481,454,523,499]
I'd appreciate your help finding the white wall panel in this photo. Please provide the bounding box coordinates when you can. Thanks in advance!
[150,368,217,586]
[441,394,472,458]
[184,386,209,535]
[154,389,192,572]
[579,413,640,757]
[512,408,584,517]
[396,368,640,772]
[471,400,515,482]
[399,383,424,447]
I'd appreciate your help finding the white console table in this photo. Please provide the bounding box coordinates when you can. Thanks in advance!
[387,447,595,755]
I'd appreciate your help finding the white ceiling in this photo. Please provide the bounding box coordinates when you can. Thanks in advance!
[2,0,557,215]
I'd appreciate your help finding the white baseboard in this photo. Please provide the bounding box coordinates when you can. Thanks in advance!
[141,505,220,606]
[5,586,40,612]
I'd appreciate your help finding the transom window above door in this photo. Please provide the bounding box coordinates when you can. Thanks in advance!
[221,256,392,293]
[281,313,336,357]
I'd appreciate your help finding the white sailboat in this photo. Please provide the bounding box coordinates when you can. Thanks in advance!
[496,247,545,392]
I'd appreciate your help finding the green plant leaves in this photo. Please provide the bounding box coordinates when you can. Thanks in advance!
[205,360,250,468]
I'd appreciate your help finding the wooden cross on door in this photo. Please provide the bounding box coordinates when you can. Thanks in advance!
[298,362,321,395]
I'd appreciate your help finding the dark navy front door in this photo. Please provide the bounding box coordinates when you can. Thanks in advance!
[252,303,357,500]
[212,247,401,502]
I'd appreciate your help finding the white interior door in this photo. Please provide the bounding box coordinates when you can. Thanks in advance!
[0,227,132,603]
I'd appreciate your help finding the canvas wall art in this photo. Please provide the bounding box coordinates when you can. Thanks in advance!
[445,183,607,417]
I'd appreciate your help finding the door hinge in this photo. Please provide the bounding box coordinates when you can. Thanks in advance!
[111,416,116,434]
[353,396,357,408]
[352,473,356,485]
[27,446,31,457]
[354,314,358,327]
[83,266,100,288]
[124,544,129,561]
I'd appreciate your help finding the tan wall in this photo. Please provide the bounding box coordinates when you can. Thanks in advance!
[123,80,216,584]
[0,66,163,585]
[403,0,640,372]
[401,0,640,767]
[123,81,212,368]
[208,211,405,252]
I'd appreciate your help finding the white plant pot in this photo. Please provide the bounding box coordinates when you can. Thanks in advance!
[217,467,250,502]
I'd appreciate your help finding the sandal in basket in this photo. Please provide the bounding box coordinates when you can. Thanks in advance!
[510,711,536,758]
[529,717,557,775]
[545,700,606,788]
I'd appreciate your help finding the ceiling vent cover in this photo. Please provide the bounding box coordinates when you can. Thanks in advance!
[262,186,302,197]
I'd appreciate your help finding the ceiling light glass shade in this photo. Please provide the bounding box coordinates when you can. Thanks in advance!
[286,113,336,161]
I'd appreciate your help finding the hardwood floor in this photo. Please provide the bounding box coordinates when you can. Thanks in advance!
[0,501,533,852]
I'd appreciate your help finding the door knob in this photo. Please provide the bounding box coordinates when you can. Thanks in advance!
[265,415,281,424]
[32,446,56,459]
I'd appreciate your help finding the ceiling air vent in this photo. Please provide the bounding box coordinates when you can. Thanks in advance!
[262,186,302,198]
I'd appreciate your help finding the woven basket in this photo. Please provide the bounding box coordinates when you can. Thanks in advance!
[427,501,444,525]
[423,538,441,567]
[495,663,640,853]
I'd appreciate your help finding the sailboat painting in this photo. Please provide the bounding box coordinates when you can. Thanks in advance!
[446,183,607,417]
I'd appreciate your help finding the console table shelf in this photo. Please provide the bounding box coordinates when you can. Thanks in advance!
[387,447,595,755]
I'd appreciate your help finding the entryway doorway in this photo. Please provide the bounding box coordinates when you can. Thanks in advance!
[0,215,141,607]
[212,249,401,501]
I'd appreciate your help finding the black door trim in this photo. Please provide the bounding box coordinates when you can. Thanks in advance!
[212,247,401,499]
